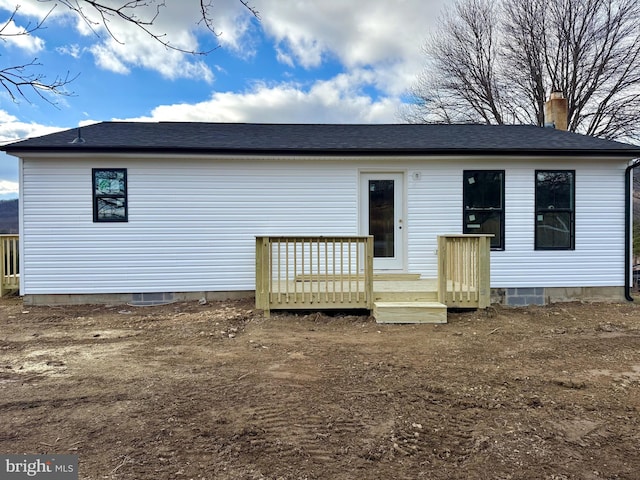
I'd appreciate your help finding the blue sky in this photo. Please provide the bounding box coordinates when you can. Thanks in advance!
[0,0,450,199]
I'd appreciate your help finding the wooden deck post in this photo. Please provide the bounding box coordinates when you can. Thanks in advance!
[255,236,270,316]
[437,235,447,305]
[365,235,374,309]
[477,235,491,308]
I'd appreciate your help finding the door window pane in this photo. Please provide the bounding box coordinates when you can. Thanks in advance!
[369,180,394,258]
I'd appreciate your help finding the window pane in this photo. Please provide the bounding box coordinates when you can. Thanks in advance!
[536,171,573,210]
[536,212,572,249]
[369,180,394,258]
[97,197,126,221]
[463,170,504,250]
[465,211,502,248]
[95,170,126,196]
[464,171,503,209]
[93,169,127,223]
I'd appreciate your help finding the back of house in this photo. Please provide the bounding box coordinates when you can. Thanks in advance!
[3,121,639,307]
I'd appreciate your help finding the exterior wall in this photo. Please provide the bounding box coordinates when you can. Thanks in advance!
[20,157,358,294]
[20,154,628,299]
[406,158,627,289]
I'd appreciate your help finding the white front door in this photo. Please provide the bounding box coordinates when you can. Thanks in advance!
[360,173,405,271]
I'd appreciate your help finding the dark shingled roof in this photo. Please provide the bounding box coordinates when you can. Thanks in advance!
[3,122,640,157]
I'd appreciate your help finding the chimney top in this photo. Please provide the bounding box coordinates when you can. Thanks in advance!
[544,92,568,131]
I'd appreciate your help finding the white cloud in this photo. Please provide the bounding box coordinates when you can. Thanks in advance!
[275,47,295,67]
[0,19,45,53]
[253,0,451,93]
[56,43,82,59]
[85,6,219,81]
[0,110,65,197]
[89,43,130,75]
[0,1,54,17]
[0,110,65,143]
[82,11,216,82]
[117,72,400,124]
[210,0,261,54]
[0,180,18,195]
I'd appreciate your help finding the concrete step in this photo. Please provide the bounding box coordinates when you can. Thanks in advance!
[373,301,447,324]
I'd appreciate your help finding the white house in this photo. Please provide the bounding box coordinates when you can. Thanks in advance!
[3,121,640,309]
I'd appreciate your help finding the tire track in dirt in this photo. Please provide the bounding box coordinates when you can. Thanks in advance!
[226,398,367,466]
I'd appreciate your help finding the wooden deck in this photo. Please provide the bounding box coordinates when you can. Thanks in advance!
[256,234,491,322]
[256,235,374,313]
[266,277,479,323]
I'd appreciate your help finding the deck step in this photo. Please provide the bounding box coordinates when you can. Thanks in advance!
[374,290,438,302]
[373,279,438,303]
[373,301,447,324]
[373,273,422,281]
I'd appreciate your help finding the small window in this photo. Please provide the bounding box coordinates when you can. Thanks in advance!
[93,168,127,222]
[463,170,504,250]
[535,170,574,250]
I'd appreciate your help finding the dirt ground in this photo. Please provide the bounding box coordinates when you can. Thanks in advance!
[1,296,639,480]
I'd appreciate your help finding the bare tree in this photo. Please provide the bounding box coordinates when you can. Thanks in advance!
[0,0,259,104]
[403,0,640,141]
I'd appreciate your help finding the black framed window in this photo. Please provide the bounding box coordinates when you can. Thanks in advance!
[463,170,504,250]
[535,170,574,250]
[93,168,128,222]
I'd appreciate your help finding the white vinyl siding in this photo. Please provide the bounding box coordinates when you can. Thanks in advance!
[406,159,626,287]
[20,157,357,294]
[20,155,628,295]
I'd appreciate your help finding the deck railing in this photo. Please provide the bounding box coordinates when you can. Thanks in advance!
[437,234,491,308]
[0,234,19,296]
[256,236,374,316]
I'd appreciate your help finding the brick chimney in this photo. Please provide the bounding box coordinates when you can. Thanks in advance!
[544,92,568,131]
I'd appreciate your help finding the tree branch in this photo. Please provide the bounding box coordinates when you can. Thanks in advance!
[402,0,640,141]
[0,59,76,106]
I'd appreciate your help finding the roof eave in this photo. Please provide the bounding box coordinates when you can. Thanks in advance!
[4,145,640,157]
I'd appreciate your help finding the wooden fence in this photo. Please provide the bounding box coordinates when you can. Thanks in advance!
[256,236,373,316]
[437,234,491,308]
[0,234,19,296]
